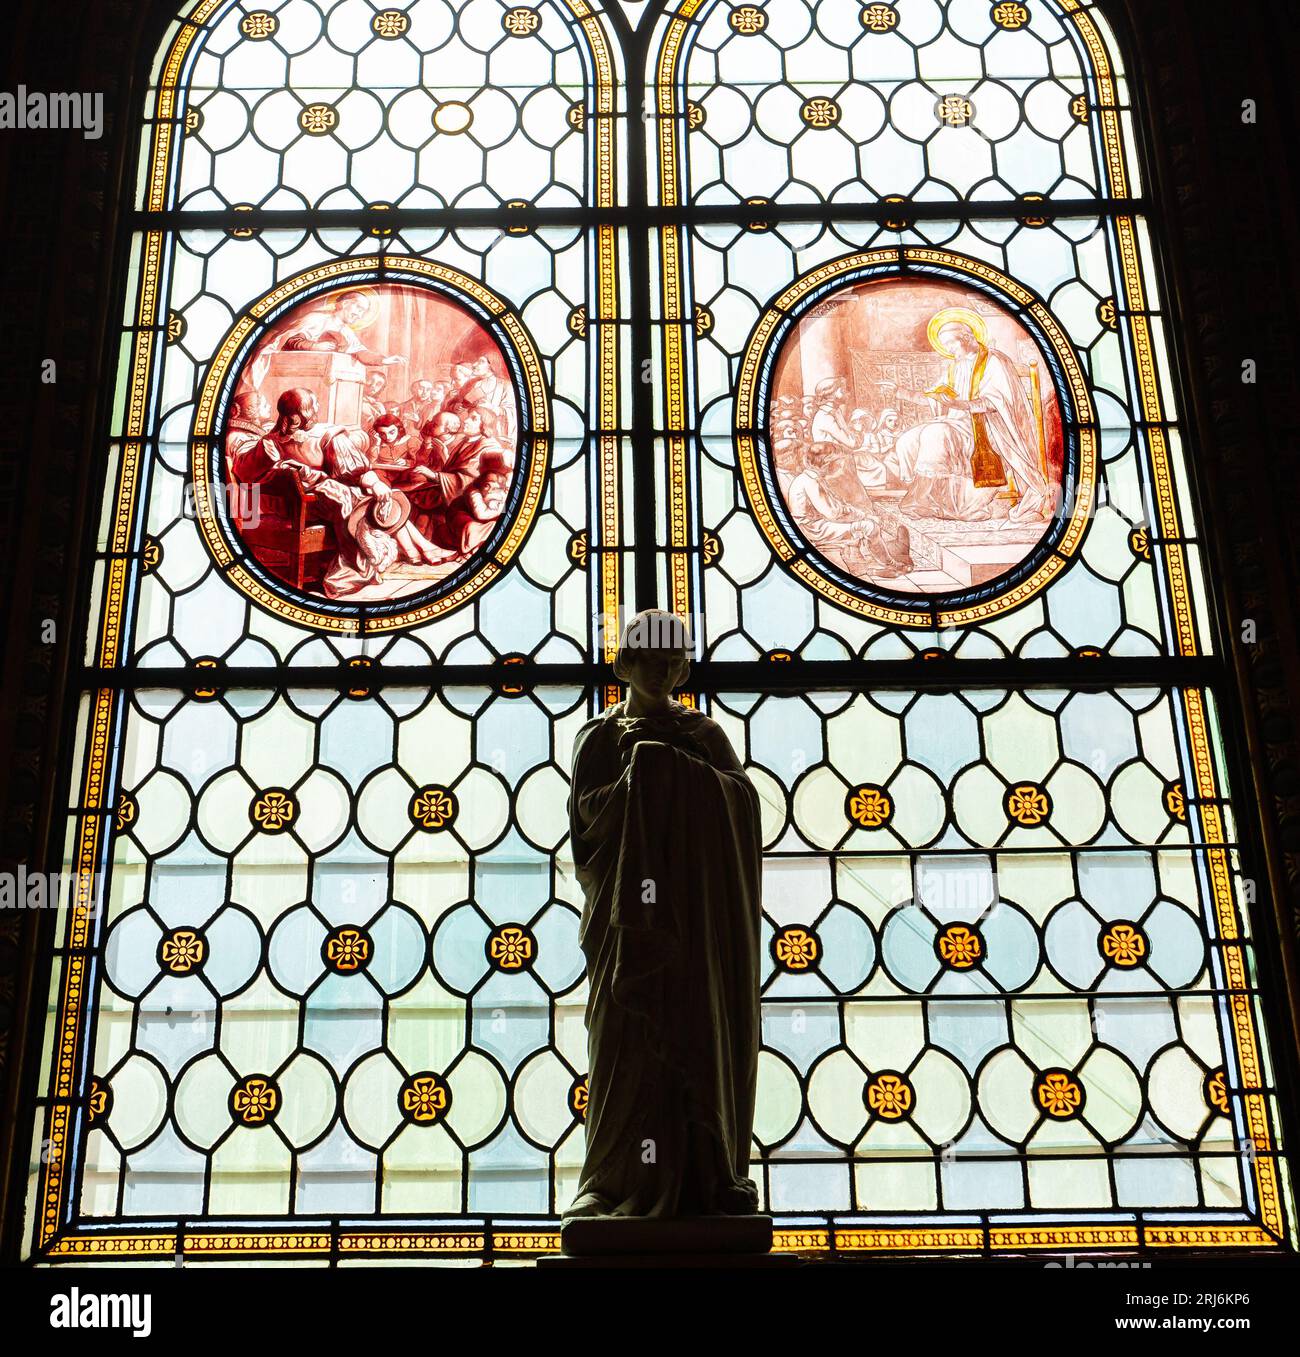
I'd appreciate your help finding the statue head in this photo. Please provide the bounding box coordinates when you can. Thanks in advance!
[614,609,693,701]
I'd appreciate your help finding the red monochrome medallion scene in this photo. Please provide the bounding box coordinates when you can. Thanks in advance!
[222,281,520,602]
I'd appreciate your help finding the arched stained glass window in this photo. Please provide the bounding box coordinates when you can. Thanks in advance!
[21,0,1297,1262]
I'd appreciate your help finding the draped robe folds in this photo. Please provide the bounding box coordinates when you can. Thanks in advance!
[892,345,1051,522]
[567,699,763,1218]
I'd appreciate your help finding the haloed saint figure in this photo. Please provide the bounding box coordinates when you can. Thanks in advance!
[565,611,764,1219]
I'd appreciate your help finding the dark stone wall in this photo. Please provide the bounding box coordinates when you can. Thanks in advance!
[0,0,1297,1255]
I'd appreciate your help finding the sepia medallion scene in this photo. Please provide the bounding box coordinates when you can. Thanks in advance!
[768,276,1067,598]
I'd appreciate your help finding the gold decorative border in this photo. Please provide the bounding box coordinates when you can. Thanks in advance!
[733,248,1097,629]
[567,7,622,696]
[1111,217,1199,656]
[38,684,113,1250]
[655,6,707,621]
[35,1219,1283,1262]
[190,256,552,635]
[1181,688,1285,1239]
[1058,0,1131,200]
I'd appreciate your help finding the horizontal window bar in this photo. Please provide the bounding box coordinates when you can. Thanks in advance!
[76,656,1220,692]
[131,197,1149,233]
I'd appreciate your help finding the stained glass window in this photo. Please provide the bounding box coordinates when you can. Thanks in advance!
[22,0,1296,1262]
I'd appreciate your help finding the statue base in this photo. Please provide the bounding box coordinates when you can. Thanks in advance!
[551,1212,779,1260]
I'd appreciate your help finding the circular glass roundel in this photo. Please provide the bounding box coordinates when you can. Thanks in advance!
[737,250,1095,628]
[194,263,549,631]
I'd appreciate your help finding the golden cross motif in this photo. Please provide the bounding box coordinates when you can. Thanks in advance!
[410,785,457,831]
[801,96,841,130]
[401,1074,449,1123]
[251,789,297,833]
[326,928,371,973]
[161,929,206,974]
[1101,923,1147,968]
[371,9,410,38]
[299,103,339,136]
[847,784,894,829]
[1004,783,1051,826]
[489,926,534,970]
[1035,1071,1083,1119]
[571,1077,590,1120]
[937,925,983,970]
[992,2,1031,30]
[865,1072,913,1120]
[729,6,768,35]
[774,927,819,971]
[936,95,975,127]
[239,12,278,40]
[861,3,900,33]
[502,7,541,36]
[232,1076,279,1125]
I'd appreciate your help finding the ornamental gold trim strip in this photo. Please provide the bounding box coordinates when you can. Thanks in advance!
[339,1232,487,1254]
[664,324,686,433]
[1145,1225,1278,1249]
[774,1228,831,1252]
[595,224,618,326]
[108,442,143,554]
[186,1232,332,1255]
[135,231,165,328]
[77,690,114,825]
[670,552,691,619]
[667,434,688,549]
[654,9,708,626]
[771,249,900,318]
[39,1102,71,1247]
[1112,219,1197,651]
[36,1218,1291,1260]
[597,323,618,432]
[836,1227,984,1252]
[493,1231,562,1253]
[1180,687,1284,1239]
[144,122,173,214]
[41,684,117,1245]
[599,434,620,666]
[124,331,154,439]
[592,205,621,682]
[990,1225,1140,1250]
[46,1233,178,1259]
[1058,0,1130,198]
[550,3,623,685]
[563,1,616,208]
[96,558,129,667]
[659,226,685,323]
